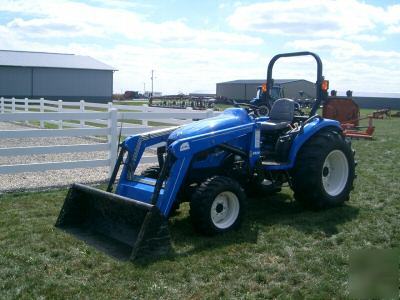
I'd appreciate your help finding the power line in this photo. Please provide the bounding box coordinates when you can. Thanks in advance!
[151,70,154,97]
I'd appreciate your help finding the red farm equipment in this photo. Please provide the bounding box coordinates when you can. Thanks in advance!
[322,91,374,139]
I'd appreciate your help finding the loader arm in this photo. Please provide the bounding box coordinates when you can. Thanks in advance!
[122,126,179,180]
[159,122,257,214]
[117,122,258,217]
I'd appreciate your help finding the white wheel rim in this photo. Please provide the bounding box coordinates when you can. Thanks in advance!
[210,191,240,229]
[322,150,349,196]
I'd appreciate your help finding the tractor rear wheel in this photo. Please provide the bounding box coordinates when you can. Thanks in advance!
[291,129,355,210]
[190,176,246,235]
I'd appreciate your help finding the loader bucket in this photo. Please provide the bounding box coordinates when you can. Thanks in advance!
[55,183,171,261]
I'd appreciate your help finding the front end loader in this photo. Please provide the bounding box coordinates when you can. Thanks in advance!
[56,51,356,261]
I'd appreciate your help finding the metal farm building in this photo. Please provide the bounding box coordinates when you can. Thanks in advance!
[0,50,115,102]
[216,79,315,101]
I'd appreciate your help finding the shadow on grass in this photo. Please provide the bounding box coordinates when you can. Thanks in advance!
[135,192,359,265]
[246,192,359,236]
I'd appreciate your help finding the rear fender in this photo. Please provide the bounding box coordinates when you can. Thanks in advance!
[265,118,341,170]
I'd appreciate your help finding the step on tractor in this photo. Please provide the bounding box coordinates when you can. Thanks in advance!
[56,52,356,261]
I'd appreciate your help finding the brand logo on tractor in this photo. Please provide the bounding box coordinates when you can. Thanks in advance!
[180,142,190,151]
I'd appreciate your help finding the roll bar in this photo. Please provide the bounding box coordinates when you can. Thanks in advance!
[266,51,325,116]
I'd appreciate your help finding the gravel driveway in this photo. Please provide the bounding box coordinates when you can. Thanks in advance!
[0,122,152,193]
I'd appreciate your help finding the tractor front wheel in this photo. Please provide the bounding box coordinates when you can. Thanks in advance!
[141,166,181,215]
[140,166,160,179]
[190,176,246,235]
[291,129,355,210]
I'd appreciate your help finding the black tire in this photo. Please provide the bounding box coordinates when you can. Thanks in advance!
[141,166,181,215]
[190,176,246,235]
[258,105,270,116]
[140,166,160,179]
[291,129,355,210]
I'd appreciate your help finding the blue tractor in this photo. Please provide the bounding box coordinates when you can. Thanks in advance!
[250,84,283,115]
[56,52,356,260]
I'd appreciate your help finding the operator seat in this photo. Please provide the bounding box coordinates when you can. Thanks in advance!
[260,98,295,132]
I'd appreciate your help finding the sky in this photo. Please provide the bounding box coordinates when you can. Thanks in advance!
[0,0,399,95]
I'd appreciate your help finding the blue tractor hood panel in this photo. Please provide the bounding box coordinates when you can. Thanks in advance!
[168,108,252,141]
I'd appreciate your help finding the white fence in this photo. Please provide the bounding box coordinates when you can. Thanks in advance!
[0,97,217,176]
[0,97,213,129]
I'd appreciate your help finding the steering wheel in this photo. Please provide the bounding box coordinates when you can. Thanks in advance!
[231,100,261,117]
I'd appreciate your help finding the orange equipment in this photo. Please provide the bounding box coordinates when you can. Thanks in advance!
[322,93,374,139]
[323,96,360,126]
[341,116,374,140]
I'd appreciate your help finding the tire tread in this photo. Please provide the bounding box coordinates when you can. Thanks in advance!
[190,176,246,235]
[291,128,355,210]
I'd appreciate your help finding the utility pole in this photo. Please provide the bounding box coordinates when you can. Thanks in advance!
[143,82,146,95]
[151,70,154,97]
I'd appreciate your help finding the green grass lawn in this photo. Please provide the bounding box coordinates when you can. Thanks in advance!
[1,116,399,299]
[113,100,149,106]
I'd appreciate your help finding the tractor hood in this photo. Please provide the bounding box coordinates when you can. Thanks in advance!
[168,108,252,142]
